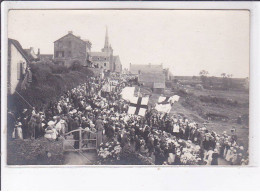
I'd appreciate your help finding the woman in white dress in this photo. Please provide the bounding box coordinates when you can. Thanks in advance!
[225,146,233,162]
[205,148,214,165]
[15,122,23,140]
[44,121,58,140]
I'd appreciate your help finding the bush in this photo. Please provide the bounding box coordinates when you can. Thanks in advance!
[69,62,82,71]
[50,64,69,74]
[10,61,94,114]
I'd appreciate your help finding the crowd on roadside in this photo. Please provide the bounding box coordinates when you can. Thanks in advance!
[8,72,249,165]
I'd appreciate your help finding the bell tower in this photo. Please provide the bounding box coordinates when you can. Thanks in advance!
[102,26,113,55]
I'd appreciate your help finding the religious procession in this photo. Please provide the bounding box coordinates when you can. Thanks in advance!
[8,71,249,166]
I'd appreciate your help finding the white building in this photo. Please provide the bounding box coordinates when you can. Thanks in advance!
[8,38,30,94]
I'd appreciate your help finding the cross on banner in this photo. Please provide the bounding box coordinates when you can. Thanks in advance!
[158,97,170,105]
[129,97,148,115]
[128,96,149,116]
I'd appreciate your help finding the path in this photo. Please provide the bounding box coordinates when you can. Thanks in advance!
[62,134,98,165]
[64,151,98,165]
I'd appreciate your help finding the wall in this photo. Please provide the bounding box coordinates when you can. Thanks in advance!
[90,54,111,71]
[9,44,27,94]
[114,57,122,73]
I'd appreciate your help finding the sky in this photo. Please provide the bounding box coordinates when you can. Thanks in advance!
[8,10,249,78]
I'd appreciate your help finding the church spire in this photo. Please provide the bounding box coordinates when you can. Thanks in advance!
[102,26,113,55]
[104,26,109,49]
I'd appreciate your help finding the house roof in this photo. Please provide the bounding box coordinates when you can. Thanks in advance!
[54,33,90,44]
[89,52,110,57]
[130,64,164,74]
[153,82,165,89]
[8,38,30,62]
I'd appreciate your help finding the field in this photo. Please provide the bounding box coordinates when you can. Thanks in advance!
[144,77,249,149]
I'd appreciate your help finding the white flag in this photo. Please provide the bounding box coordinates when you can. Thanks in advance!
[155,103,172,113]
[158,95,180,105]
[170,95,180,104]
[155,95,180,113]
[128,96,149,116]
[120,87,135,101]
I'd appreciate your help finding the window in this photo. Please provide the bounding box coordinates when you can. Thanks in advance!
[68,51,72,57]
[56,51,64,57]
[68,41,71,47]
[17,62,23,80]
[97,57,100,60]
[104,63,106,67]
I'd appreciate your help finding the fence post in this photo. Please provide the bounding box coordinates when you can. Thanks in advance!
[96,133,98,150]
[79,128,82,151]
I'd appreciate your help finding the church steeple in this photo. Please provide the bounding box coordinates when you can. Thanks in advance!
[104,26,109,49]
[102,26,113,55]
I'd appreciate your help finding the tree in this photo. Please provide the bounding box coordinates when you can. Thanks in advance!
[199,70,209,84]
[221,73,226,78]
[199,70,209,77]
[227,74,233,78]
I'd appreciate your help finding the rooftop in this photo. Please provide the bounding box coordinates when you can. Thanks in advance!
[130,63,164,74]
[8,38,30,62]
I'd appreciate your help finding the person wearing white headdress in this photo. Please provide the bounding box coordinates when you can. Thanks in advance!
[44,121,58,140]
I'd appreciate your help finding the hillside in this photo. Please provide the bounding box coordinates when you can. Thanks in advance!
[8,62,94,113]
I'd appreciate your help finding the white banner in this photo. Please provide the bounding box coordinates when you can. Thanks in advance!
[128,96,149,116]
[120,87,135,101]
[155,103,172,113]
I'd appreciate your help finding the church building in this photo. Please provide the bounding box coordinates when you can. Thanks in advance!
[88,28,122,73]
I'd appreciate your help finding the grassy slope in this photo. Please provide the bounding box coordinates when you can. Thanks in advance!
[146,86,249,149]
[11,63,94,112]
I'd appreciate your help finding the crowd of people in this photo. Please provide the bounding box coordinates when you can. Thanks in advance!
[8,72,249,165]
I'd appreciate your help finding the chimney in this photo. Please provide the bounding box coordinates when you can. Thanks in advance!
[30,47,33,51]
[77,36,81,39]
[68,31,73,34]
[37,48,40,56]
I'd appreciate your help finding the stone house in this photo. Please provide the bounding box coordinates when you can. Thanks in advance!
[54,31,92,67]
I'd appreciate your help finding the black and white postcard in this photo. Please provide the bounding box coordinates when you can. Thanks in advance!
[1,1,260,191]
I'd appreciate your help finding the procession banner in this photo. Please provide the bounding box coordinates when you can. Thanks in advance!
[120,87,135,101]
[170,95,180,104]
[155,95,180,113]
[155,103,172,113]
[128,96,149,116]
[157,95,180,105]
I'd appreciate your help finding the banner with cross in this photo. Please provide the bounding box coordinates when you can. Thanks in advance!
[128,96,149,116]
[155,95,180,113]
